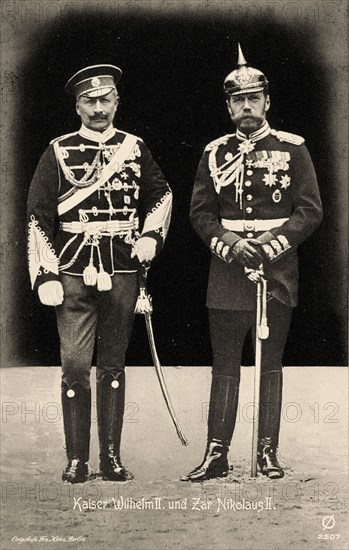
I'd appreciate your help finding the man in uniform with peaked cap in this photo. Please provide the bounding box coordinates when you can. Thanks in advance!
[27,64,172,483]
[181,45,322,481]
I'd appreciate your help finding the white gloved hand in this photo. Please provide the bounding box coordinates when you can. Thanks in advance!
[38,281,64,306]
[130,237,157,263]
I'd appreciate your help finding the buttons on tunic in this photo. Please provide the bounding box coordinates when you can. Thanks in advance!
[246,207,253,214]
[247,232,254,238]
[246,194,253,201]
[245,180,252,187]
[246,170,253,176]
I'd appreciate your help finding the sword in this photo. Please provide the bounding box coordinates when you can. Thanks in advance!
[245,266,269,477]
[135,262,188,446]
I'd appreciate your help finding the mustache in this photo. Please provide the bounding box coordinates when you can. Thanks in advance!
[90,115,108,120]
[238,114,262,121]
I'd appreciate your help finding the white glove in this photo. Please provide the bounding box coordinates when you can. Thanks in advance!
[38,281,64,306]
[130,237,157,262]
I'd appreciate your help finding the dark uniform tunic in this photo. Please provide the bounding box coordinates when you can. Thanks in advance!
[27,125,172,287]
[27,124,172,388]
[190,121,323,310]
[190,121,322,380]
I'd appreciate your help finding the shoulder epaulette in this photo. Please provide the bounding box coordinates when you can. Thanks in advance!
[50,131,79,145]
[204,133,235,152]
[270,129,304,145]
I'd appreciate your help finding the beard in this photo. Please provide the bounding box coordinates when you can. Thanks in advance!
[233,114,265,135]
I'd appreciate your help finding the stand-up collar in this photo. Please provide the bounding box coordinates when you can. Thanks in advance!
[79,124,116,143]
[236,120,270,142]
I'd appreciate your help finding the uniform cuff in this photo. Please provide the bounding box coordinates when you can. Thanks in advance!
[209,231,241,262]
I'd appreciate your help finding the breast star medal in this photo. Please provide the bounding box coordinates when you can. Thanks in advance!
[263,172,278,187]
[280,174,291,189]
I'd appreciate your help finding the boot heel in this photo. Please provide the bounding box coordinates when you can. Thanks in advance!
[180,441,229,482]
[258,443,284,479]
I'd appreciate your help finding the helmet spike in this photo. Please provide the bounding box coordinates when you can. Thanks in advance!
[237,43,247,66]
[224,45,268,96]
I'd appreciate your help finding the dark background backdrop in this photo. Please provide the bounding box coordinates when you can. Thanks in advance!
[2,6,347,366]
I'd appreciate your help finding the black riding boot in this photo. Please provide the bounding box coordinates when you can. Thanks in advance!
[61,383,91,483]
[97,371,133,481]
[181,374,239,482]
[257,370,284,479]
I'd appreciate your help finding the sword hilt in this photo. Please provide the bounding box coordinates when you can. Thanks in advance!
[138,260,151,290]
[135,261,152,314]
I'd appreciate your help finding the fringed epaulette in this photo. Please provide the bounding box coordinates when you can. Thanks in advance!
[270,129,304,145]
[204,133,235,152]
[50,131,79,145]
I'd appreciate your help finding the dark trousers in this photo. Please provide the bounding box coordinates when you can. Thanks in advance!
[55,273,138,389]
[207,299,293,446]
[209,299,293,378]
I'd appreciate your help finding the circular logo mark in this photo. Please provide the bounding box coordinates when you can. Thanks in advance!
[322,515,336,530]
[91,77,101,88]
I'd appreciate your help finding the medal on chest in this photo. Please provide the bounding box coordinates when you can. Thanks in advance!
[248,150,292,203]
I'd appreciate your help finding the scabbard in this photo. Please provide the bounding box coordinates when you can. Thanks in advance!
[251,280,262,478]
[251,275,269,477]
[136,262,188,446]
[144,312,188,446]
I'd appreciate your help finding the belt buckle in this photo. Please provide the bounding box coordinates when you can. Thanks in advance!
[85,222,103,236]
[109,221,120,232]
[243,220,255,232]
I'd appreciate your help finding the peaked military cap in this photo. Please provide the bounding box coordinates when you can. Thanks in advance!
[65,64,122,98]
[224,44,268,96]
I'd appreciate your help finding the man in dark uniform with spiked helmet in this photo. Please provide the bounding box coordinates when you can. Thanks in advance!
[181,45,322,481]
[27,64,172,483]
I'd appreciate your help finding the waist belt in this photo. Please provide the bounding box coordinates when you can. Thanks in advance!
[221,218,289,232]
[60,219,137,236]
